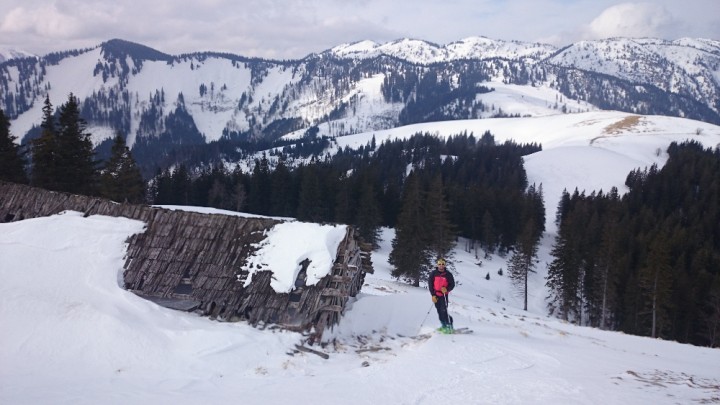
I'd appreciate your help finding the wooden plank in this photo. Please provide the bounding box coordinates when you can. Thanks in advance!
[318,304,343,312]
[321,288,349,297]
[294,344,329,359]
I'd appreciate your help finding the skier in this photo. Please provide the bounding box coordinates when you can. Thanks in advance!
[428,258,455,333]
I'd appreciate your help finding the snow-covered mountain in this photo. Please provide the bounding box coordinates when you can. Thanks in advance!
[2,106,720,402]
[328,36,556,63]
[0,37,718,172]
[0,48,35,63]
[545,37,720,119]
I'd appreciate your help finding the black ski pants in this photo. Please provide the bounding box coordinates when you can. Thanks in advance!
[434,295,452,326]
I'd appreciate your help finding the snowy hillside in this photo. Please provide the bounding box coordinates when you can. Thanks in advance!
[2,110,720,403]
[281,111,720,234]
[2,210,720,404]
[0,48,35,63]
[545,37,720,115]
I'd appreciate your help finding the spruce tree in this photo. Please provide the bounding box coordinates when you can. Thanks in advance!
[546,213,584,321]
[248,155,271,215]
[703,278,720,348]
[355,176,382,248]
[423,174,456,261]
[389,172,428,286]
[55,93,98,195]
[269,159,294,217]
[638,231,674,338]
[296,164,322,222]
[334,175,354,225]
[99,133,145,203]
[508,219,539,311]
[481,210,496,254]
[0,109,27,183]
[31,95,59,190]
[170,165,191,205]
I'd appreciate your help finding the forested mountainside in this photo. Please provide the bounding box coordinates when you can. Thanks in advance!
[1,37,718,173]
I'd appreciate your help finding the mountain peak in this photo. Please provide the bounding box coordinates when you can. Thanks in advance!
[100,39,172,62]
[327,36,556,63]
[0,48,36,64]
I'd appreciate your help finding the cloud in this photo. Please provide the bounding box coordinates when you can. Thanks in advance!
[0,0,716,59]
[585,2,676,40]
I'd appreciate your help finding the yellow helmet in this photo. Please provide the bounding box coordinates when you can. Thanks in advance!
[437,258,446,266]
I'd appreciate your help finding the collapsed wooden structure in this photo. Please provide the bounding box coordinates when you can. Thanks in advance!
[0,181,373,341]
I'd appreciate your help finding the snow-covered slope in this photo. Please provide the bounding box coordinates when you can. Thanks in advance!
[329,36,556,63]
[0,48,35,63]
[2,111,720,403]
[282,111,720,234]
[2,208,719,404]
[545,37,720,115]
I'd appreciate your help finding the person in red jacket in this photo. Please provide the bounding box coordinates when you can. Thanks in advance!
[428,258,455,332]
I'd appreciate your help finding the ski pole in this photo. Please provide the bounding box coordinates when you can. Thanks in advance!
[445,294,453,328]
[420,301,433,328]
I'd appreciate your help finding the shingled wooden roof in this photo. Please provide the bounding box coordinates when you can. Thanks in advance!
[0,181,373,341]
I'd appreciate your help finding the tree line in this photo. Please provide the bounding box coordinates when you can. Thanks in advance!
[0,94,145,203]
[9,99,718,347]
[547,140,720,347]
[150,131,544,286]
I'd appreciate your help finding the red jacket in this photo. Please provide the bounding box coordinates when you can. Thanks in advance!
[428,268,455,297]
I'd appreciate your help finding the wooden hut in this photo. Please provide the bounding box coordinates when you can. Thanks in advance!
[0,181,374,341]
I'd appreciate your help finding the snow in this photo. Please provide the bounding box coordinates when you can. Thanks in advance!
[545,38,720,114]
[0,48,36,63]
[297,111,718,234]
[330,36,556,63]
[154,204,293,221]
[474,82,594,117]
[155,205,348,293]
[2,210,720,404]
[2,113,720,404]
[242,222,348,293]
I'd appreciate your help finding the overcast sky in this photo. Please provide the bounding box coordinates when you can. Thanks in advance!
[1,0,718,59]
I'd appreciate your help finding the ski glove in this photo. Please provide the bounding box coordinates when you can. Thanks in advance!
[441,287,448,294]
[432,296,438,303]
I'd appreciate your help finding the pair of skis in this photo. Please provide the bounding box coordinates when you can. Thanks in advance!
[436,326,473,335]
[437,293,472,334]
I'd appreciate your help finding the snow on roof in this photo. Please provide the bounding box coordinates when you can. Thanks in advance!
[242,222,348,293]
[155,204,348,294]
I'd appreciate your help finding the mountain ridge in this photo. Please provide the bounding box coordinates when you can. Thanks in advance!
[1,36,719,173]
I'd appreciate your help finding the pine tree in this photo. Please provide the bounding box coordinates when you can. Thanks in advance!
[31,95,59,190]
[355,176,382,248]
[296,164,323,222]
[546,213,583,321]
[170,165,191,205]
[423,174,456,261]
[702,278,720,348]
[334,175,354,225]
[0,109,27,183]
[55,93,98,195]
[389,172,428,286]
[508,219,539,311]
[269,159,294,217]
[481,210,496,254]
[248,155,271,215]
[638,231,674,338]
[99,133,145,203]
[208,176,230,209]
